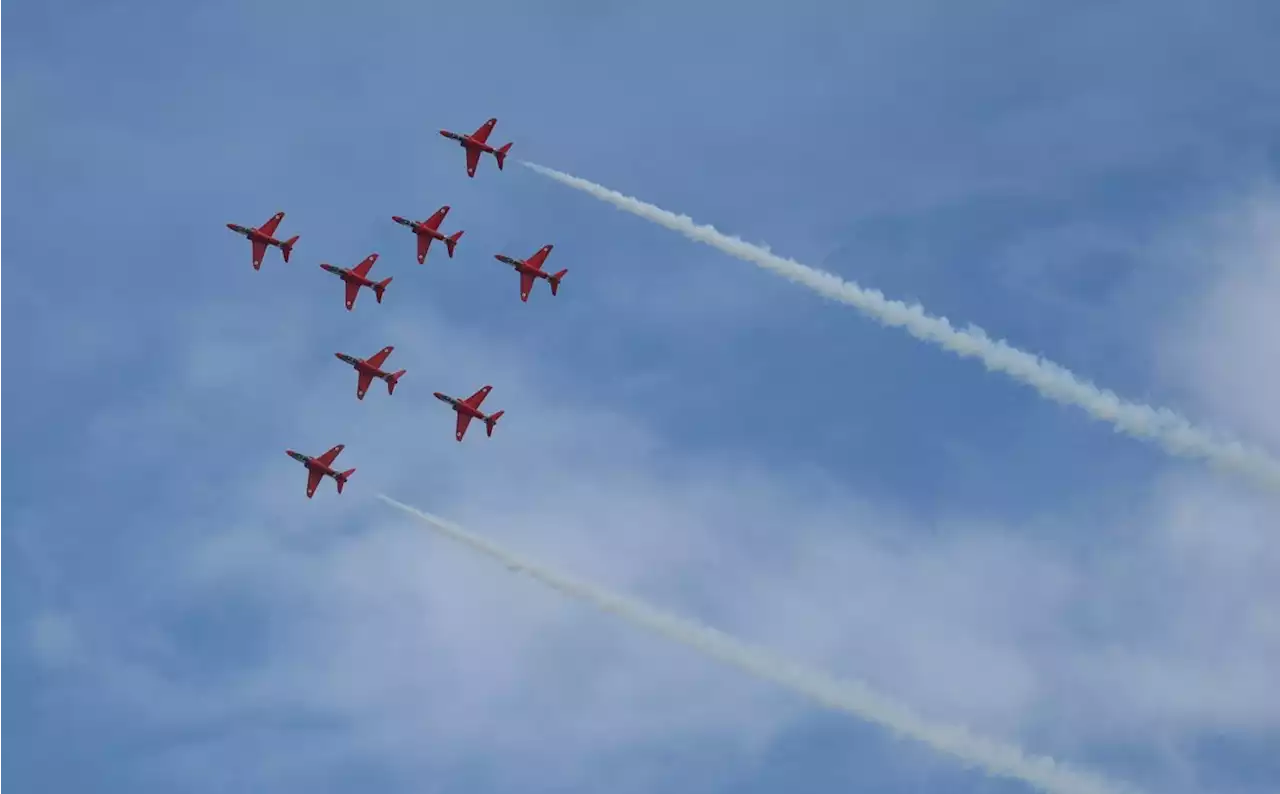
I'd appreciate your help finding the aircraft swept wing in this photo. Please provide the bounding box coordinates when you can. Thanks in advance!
[455,385,492,440]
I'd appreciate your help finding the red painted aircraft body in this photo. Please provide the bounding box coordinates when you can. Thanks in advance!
[494,244,568,302]
[439,118,512,178]
[320,253,392,311]
[391,206,465,264]
[433,385,505,441]
[335,345,406,400]
[286,444,356,498]
[226,211,299,270]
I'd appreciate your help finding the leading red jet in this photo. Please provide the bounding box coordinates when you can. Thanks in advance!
[391,206,465,264]
[439,118,512,178]
[494,244,568,302]
[335,345,406,400]
[433,385,505,442]
[226,211,300,270]
[285,444,356,498]
[320,253,393,311]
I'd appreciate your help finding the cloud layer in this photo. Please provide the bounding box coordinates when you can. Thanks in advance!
[7,4,1280,793]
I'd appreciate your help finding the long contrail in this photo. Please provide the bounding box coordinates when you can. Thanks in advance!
[521,161,1280,494]
[379,494,1139,794]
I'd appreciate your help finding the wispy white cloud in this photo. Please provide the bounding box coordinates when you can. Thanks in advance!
[10,8,1280,788]
[29,611,83,669]
[25,210,1279,793]
[1157,185,1280,449]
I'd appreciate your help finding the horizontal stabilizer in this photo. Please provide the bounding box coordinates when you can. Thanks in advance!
[336,468,356,494]
[549,269,568,296]
[485,410,505,437]
[387,370,406,395]
[446,230,465,257]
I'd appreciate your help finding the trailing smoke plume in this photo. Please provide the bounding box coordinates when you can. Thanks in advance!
[521,161,1280,494]
[379,495,1141,794]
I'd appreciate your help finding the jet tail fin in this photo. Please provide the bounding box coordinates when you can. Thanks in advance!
[336,468,356,494]
[485,410,505,437]
[374,277,393,303]
[387,370,406,395]
[549,269,568,296]
[281,235,300,262]
[445,230,465,258]
[494,143,512,170]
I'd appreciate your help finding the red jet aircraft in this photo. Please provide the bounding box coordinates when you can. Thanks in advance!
[439,118,512,178]
[494,244,568,302]
[335,345,406,400]
[286,444,356,498]
[226,211,299,270]
[320,253,393,311]
[433,385,505,441]
[391,206,465,264]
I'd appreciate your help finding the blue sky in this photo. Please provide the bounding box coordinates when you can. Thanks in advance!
[4,1,1280,792]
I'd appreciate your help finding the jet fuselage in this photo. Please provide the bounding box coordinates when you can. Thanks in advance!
[433,391,484,418]
[286,450,336,477]
[321,264,372,286]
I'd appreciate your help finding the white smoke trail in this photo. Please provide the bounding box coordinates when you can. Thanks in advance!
[521,161,1280,494]
[379,494,1140,794]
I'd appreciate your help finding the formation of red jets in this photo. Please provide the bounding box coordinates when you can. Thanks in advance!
[227,118,562,498]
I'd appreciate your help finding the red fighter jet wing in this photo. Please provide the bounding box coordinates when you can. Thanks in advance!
[422,206,450,231]
[258,211,285,238]
[344,254,379,310]
[455,385,493,441]
[466,120,496,177]
[524,244,552,272]
[305,444,345,497]
[352,253,378,278]
[252,240,269,270]
[417,206,449,263]
[366,345,394,369]
[470,118,497,145]
[316,443,345,467]
[519,245,553,301]
[519,271,537,302]
[356,345,394,399]
[250,212,285,269]
[463,384,491,410]
[306,468,326,498]
[356,371,375,400]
